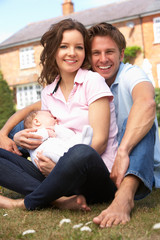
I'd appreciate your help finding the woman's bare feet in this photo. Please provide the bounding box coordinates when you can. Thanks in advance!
[0,195,25,209]
[53,195,91,211]
[93,176,139,227]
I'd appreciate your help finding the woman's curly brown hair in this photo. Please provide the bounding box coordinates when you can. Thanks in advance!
[38,18,91,86]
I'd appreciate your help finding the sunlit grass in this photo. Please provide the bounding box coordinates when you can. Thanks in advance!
[1,188,160,240]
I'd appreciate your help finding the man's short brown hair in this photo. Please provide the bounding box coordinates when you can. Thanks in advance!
[88,22,126,53]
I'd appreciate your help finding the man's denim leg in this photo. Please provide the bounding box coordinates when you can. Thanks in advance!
[119,119,155,200]
[24,144,117,210]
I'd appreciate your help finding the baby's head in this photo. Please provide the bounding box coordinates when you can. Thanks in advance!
[24,110,57,129]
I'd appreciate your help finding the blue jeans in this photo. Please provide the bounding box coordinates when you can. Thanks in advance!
[0,148,45,195]
[0,145,116,210]
[120,119,156,200]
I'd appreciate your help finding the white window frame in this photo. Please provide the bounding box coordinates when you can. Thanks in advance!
[16,83,42,109]
[19,46,36,69]
[153,17,160,44]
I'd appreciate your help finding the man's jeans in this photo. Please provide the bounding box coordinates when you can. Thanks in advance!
[120,119,156,200]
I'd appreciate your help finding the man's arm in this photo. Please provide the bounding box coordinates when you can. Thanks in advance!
[0,101,41,153]
[110,81,156,187]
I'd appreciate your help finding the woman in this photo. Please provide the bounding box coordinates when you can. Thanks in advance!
[0,19,118,210]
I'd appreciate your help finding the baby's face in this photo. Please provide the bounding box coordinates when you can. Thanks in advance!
[38,111,57,127]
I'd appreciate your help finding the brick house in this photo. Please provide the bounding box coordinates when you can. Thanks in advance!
[0,0,160,109]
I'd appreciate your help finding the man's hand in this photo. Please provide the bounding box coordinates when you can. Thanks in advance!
[110,147,130,188]
[35,151,56,177]
[0,132,22,155]
[14,129,43,150]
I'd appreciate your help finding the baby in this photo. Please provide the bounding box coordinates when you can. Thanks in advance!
[24,110,93,167]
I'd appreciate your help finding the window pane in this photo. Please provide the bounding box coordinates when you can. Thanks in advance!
[153,17,160,43]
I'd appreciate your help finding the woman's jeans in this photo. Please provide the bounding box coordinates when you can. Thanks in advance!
[0,119,156,209]
[0,145,116,210]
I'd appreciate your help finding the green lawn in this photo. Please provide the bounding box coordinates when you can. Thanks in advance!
[0,188,160,240]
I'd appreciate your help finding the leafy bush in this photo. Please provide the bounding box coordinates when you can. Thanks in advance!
[155,88,160,126]
[0,71,15,129]
[123,46,141,63]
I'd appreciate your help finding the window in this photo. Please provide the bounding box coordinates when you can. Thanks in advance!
[19,46,36,69]
[16,83,42,109]
[157,64,160,87]
[153,17,160,43]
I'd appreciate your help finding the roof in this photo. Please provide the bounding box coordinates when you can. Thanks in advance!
[0,0,160,49]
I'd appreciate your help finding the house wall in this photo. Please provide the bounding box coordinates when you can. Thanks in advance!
[0,42,42,87]
[114,18,144,66]
[142,13,160,87]
[114,14,160,87]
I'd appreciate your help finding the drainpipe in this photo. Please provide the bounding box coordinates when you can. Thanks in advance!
[139,15,145,58]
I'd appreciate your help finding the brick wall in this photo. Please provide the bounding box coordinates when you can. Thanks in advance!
[114,14,160,87]
[142,14,160,87]
[0,42,42,87]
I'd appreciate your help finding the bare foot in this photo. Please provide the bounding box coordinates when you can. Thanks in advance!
[0,195,25,209]
[93,176,139,227]
[93,193,134,227]
[53,195,91,211]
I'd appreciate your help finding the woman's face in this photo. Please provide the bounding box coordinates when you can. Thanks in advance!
[55,29,85,77]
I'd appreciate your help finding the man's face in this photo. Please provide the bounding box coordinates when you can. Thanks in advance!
[91,35,124,86]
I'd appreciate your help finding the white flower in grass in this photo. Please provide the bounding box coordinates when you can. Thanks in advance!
[85,221,92,225]
[153,223,160,229]
[22,229,36,235]
[80,226,92,232]
[73,223,83,229]
[59,218,71,226]
[3,213,8,217]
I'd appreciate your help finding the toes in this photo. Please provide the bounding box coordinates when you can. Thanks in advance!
[93,216,102,225]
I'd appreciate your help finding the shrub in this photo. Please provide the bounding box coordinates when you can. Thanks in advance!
[123,46,141,63]
[155,88,160,126]
[0,71,15,129]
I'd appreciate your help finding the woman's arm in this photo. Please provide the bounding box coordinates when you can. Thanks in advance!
[89,97,110,155]
[0,101,41,153]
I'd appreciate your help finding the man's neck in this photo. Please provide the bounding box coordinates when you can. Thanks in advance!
[105,78,115,87]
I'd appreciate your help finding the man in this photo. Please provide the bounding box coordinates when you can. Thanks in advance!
[88,22,160,227]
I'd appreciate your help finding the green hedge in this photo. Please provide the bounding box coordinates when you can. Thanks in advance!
[123,46,141,63]
[0,71,15,129]
[155,88,160,126]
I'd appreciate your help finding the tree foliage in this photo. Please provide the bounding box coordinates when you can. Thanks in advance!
[155,88,160,126]
[0,71,15,129]
[123,46,141,63]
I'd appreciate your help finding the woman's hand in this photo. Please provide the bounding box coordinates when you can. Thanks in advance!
[35,151,56,177]
[0,132,22,155]
[14,129,43,150]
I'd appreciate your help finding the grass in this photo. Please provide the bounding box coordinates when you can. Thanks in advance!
[0,188,160,240]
